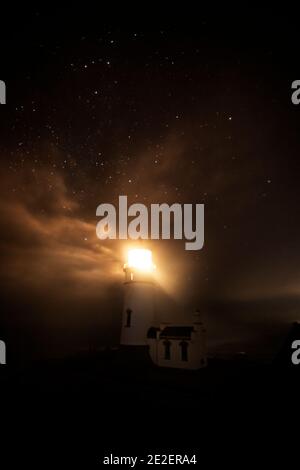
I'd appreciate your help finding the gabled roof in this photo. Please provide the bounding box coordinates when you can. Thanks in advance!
[160,326,194,339]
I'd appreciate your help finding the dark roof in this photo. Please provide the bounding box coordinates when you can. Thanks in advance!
[147,327,160,339]
[160,326,194,339]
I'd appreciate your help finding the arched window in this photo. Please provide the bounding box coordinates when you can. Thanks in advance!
[163,340,171,360]
[125,308,132,327]
[180,341,189,361]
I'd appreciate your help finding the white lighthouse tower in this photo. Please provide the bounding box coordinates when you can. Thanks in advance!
[120,249,156,346]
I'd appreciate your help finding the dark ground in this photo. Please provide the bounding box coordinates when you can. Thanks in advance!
[0,348,299,468]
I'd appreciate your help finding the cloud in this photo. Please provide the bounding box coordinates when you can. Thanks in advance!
[0,165,123,300]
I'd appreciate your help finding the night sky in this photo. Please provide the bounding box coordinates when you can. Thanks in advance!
[1,9,300,360]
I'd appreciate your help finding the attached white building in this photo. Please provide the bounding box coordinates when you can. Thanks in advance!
[147,320,207,370]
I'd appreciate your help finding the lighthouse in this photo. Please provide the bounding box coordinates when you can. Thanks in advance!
[120,249,156,346]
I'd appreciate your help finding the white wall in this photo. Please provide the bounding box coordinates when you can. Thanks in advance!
[121,281,156,345]
[148,328,207,370]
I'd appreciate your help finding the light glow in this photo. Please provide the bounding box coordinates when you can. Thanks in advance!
[126,248,154,272]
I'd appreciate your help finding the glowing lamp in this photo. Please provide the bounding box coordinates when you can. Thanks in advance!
[126,248,155,272]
